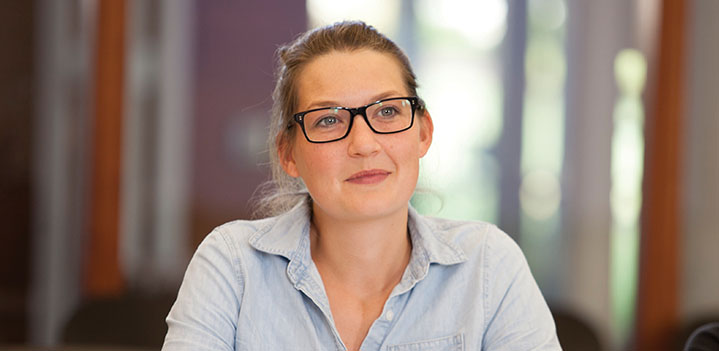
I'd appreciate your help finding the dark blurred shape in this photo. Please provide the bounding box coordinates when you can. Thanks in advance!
[0,0,35,344]
[679,318,719,351]
[551,306,602,351]
[61,292,175,348]
[1,346,155,351]
[683,322,719,351]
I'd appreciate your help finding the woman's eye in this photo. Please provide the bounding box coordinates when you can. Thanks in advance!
[315,116,339,127]
[378,107,398,117]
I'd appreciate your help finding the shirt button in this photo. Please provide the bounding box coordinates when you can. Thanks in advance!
[385,310,394,321]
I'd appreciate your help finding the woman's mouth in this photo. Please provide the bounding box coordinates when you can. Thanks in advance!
[345,169,391,184]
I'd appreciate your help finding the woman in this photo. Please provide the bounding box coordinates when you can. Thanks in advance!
[163,21,560,350]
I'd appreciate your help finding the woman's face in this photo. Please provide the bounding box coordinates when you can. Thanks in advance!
[280,49,433,222]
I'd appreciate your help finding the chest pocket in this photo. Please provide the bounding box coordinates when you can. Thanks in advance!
[387,333,464,351]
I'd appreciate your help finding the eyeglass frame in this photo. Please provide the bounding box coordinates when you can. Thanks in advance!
[291,96,423,144]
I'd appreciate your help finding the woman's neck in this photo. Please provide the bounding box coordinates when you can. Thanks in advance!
[309,204,412,297]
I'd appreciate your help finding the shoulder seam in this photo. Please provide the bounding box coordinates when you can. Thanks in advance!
[215,226,246,304]
[481,223,493,346]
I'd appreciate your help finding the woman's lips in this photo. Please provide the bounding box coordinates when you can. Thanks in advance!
[346,169,391,184]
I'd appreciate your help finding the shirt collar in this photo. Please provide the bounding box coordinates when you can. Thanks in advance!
[407,205,467,265]
[248,200,468,285]
[249,200,311,260]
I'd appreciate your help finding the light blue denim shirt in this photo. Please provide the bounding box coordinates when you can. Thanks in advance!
[163,201,560,350]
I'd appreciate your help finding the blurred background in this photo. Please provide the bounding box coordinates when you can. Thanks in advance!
[1,0,717,350]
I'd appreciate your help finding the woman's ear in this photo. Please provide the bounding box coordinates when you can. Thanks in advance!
[278,136,300,178]
[417,110,434,158]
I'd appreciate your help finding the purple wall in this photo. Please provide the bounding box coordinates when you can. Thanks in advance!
[191,1,307,244]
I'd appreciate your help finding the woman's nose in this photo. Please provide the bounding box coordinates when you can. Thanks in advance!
[346,114,381,157]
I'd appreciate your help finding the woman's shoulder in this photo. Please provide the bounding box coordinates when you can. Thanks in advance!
[198,216,262,245]
[203,213,289,249]
[418,213,497,236]
[211,215,280,239]
[413,212,525,265]
[199,204,310,259]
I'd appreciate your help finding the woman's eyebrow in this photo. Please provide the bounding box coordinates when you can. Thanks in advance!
[304,91,404,110]
[304,100,341,110]
[369,91,403,103]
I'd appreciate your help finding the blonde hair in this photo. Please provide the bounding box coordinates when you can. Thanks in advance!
[253,21,424,218]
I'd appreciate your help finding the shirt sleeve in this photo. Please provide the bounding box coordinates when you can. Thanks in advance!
[162,228,244,351]
[481,227,562,350]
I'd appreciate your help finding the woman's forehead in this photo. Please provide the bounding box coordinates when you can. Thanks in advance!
[295,50,408,110]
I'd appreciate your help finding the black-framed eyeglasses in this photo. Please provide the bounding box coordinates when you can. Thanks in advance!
[292,96,422,143]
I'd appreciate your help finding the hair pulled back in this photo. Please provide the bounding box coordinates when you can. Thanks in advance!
[254,21,423,218]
